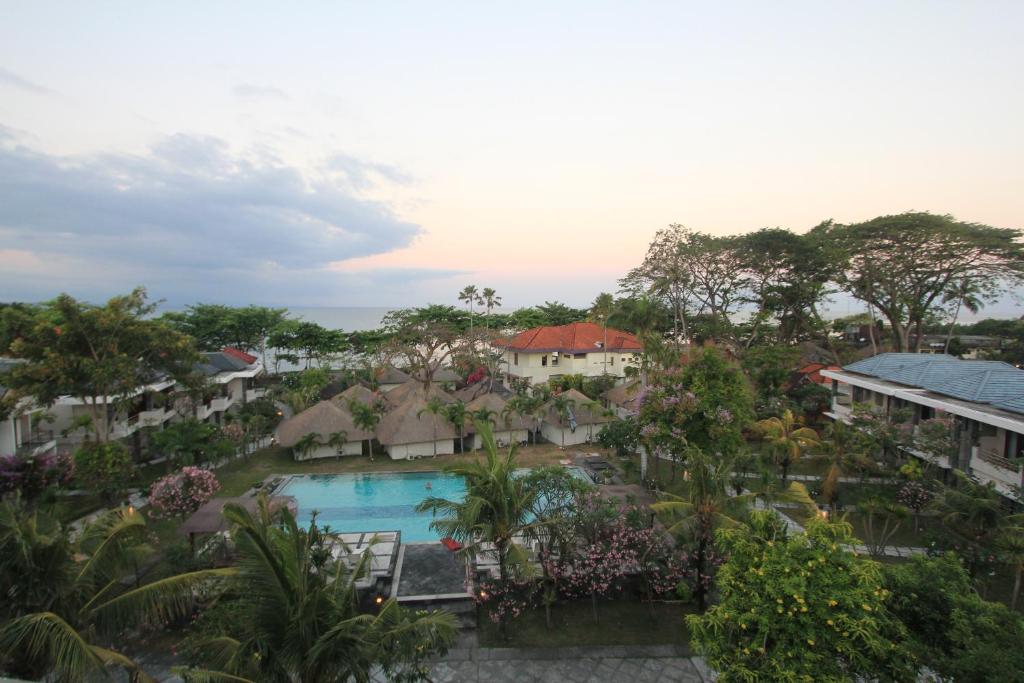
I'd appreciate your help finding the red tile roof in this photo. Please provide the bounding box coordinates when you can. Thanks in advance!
[222,347,258,365]
[501,322,642,354]
[795,363,839,385]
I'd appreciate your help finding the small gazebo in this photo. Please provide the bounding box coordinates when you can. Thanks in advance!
[179,495,295,554]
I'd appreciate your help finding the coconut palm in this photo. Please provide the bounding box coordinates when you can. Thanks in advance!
[181,497,457,682]
[327,430,348,458]
[481,287,502,330]
[417,396,447,457]
[458,285,483,335]
[0,498,233,682]
[818,419,865,513]
[549,393,577,447]
[931,471,1004,576]
[756,409,819,482]
[590,292,615,374]
[652,449,815,610]
[505,394,543,445]
[293,432,321,461]
[996,517,1024,610]
[443,400,469,453]
[416,422,536,583]
[942,278,985,354]
[349,400,381,461]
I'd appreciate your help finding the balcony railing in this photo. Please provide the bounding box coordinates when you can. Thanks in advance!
[977,448,1022,473]
[15,430,57,457]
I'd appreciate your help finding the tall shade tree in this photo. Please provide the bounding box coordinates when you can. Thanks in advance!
[755,409,820,482]
[620,224,696,350]
[416,422,536,582]
[161,304,288,369]
[0,499,233,681]
[182,497,456,682]
[4,288,199,444]
[382,307,463,390]
[816,212,1024,351]
[589,292,615,374]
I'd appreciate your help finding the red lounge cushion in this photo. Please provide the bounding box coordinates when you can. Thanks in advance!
[441,537,462,551]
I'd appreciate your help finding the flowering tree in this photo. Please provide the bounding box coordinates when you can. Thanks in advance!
[148,466,220,520]
[688,512,914,681]
[0,451,73,504]
[897,481,934,532]
[637,348,754,483]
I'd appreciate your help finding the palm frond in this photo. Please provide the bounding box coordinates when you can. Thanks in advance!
[90,567,237,632]
[0,611,106,681]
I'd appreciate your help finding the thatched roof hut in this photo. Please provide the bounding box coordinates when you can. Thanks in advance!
[331,384,381,410]
[544,388,613,427]
[275,400,374,447]
[373,365,412,386]
[384,380,456,409]
[411,367,461,384]
[603,380,644,414]
[465,392,530,432]
[377,390,457,447]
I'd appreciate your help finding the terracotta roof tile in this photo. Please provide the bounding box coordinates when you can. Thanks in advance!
[501,322,642,354]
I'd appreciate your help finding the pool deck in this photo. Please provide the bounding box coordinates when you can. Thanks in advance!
[394,542,471,602]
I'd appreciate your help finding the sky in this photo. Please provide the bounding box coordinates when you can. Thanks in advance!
[1,1,1022,317]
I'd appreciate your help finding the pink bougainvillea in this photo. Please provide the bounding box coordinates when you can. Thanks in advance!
[148,466,220,519]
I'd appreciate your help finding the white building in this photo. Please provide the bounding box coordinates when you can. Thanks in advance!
[539,388,613,447]
[499,322,642,387]
[822,353,1024,500]
[275,400,373,459]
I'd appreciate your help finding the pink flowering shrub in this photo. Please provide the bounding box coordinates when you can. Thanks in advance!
[149,466,220,519]
[0,451,73,503]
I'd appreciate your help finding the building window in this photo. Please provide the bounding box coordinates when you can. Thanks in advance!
[542,355,548,367]
[513,353,518,366]
[610,356,615,366]
[575,353,587,359]
[552,353,559,367]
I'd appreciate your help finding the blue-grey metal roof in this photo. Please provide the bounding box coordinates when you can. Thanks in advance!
[842,352,1024,416]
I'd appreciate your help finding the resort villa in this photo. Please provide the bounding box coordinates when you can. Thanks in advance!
[822,353,1024,500]
[464,391,530,449]
[375,388,457,459]
[540,387,614,447]
[275,400,373,459]
[499,321,643,387]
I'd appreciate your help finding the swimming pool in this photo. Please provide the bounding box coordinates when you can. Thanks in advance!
[276,467,592,543]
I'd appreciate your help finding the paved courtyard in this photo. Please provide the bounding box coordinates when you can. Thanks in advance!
[372,644,714,682]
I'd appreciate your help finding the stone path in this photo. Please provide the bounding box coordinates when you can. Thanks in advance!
[371,645,713,682]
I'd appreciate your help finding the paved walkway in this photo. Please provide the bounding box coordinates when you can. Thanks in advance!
[390,645,713,682]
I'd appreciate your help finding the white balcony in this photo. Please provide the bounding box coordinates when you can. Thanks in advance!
[245,387,267,402]
[110,414,141,439]
[210,395,232,413]
[970,447,1023,496]
[138,407,171,426]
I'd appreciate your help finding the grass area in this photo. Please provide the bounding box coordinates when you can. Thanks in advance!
[477,598,694,649]
[215,443,613,497]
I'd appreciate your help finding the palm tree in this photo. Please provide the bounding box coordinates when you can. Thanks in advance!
[458,285,483,335]
[443,400,469,453]
[294,432,320,461]
[590,292,615,375]
[416,422,536,583]
[942,278,985,354]
[755,409,820,482]
[505,394,543,446]
[482,287,502,330]
[181,497,457,682]
[818,420,863,513]
[549,393,577,447]
[931,471,1004,576]
[0,498,232,682]
[997,517,1024,610]
[349,400,382,461]
[417,396,447,457]
[652,449,815,610]
[327,430,348,458]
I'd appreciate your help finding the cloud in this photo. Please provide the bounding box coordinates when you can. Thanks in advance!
[327,154,414,190]
[0,67,53,95]
[0,131,458,305]
[232,83,288,100]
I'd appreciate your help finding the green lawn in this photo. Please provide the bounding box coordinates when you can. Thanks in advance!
[477,598,694,649]
[214,443,610,497]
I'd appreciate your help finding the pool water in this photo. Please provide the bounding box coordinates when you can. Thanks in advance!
[276,468,591,542]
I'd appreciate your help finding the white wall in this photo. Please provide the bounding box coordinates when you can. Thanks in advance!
[384,439,456,460]
[540,422,597,447]
[294,441,364,461]
[506,350,640,386]
[468,428,529,450]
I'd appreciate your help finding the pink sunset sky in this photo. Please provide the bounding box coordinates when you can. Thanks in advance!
[1,1,1022,316]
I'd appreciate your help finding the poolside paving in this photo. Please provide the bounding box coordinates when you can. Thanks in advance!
[369,644,712,682]
[396,542,469,598]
